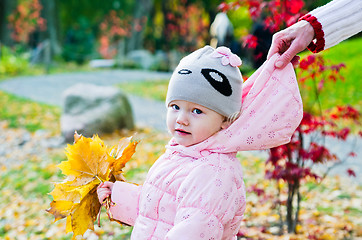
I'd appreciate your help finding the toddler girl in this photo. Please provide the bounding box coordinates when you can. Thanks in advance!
[97,46,303,239]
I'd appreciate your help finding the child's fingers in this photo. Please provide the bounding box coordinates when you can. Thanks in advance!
[97,181,113,190]
[96,181,114,203]
[97,182,104,189]
[97,189,112,203]
[97,187,111,196]
[102,181,114,191]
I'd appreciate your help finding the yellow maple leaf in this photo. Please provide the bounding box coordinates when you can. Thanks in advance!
[110,136,138,180]
[47,132,138,239]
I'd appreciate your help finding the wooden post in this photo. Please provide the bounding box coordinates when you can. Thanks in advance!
[117,38,125,68]
[44,39,51,74]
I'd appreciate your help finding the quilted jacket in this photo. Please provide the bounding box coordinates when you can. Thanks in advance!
[108,54,303,239]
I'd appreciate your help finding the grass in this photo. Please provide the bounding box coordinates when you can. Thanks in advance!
[0,59,100,82]
[299,37,362,112]
[0,90,61,133]
[0,154,61,199]
[118,79,169,101]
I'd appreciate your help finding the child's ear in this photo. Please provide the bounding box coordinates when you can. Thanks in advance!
[221,118,231,130]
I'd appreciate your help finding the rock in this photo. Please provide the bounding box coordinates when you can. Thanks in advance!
[89,59,115,68]
[127,50,154,70]
[152,50,170,71]
[168,50,184,71]
[61,83,134,142]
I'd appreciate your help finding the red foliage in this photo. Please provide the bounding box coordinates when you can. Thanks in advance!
[267,104,360,183]
[98,10,131,59]
[347,168,356,177]
[224,0,361,234]
[247,184,265,196]
[219,0,305,48]
[164,3,209,52]
[297,54,346,90]
[242,34,258,49]
[8,0,46,43]
[266,53,360,185]
[299,55,316,70]
[328,106,360,121]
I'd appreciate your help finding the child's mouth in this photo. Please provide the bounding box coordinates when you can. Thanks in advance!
[175,129,191,135]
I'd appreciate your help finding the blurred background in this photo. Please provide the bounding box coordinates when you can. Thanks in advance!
[1,1,361,239]
[0,0,335,75]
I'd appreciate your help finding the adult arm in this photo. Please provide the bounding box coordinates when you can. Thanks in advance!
[268,0,362,68]
[305,0,362,52]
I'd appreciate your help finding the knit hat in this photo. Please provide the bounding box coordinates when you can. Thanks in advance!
[166,45,243,117]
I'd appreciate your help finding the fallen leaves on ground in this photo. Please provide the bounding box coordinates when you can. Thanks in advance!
[0,125,361,240]
[238,152,362,239]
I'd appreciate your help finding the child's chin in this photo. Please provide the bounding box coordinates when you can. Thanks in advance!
[175,139,193,147]
[177,140,201,147]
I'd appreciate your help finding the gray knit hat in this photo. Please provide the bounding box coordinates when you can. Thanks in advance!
[166,45,243,117]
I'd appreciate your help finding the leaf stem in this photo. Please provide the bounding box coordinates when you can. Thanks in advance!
[95,175,103,183]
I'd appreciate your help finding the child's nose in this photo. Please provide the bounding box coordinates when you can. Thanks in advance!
[176,112,189,126]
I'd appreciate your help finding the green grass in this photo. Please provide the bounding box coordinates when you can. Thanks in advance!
[299,37,362,112]
[118,79,169,101]
[0,90,61,133]
[0,57,99,82]
[0,156,61,198]
[316,206,335,214]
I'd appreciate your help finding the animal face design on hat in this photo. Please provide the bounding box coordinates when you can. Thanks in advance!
[178,67,232,96]
[166,46,243,117]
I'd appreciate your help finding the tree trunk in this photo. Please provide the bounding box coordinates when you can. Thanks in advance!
[127,0,154,52]
[40,0,61,55]
[286,182,295,233]
[0,0,17,46]
[287,179,300,233]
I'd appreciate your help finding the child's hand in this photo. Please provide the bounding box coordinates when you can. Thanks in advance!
[97,181,114,204]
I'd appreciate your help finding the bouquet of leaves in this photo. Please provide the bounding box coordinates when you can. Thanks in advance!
[47,132,138,239]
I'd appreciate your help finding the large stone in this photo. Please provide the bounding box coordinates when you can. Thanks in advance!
[61,83,134,142]
[126,49,155,69]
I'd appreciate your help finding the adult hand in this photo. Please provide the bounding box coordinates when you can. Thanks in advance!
[267,20,315,69]
[97,181,114,204]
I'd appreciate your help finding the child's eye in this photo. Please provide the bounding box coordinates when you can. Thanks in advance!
[192,108,203,114]
[171,104,180,110]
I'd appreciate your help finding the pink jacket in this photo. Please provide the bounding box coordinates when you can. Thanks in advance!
[108,54,303,239]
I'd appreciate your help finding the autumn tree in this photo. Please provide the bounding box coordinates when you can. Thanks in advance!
[221,0,361,235]
[7,0,46,44]
[266,54,360,233]
[98,10,131,59]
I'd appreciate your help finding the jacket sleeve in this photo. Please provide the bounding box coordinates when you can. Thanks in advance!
[299,0,362,53]
[108,181,141,226]
[164,163,245,239]
[211,53,303,152]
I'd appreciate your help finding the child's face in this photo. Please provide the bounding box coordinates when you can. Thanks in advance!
[167,100,228,147]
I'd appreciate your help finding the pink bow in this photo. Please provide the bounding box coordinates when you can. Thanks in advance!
[211,46,242,67]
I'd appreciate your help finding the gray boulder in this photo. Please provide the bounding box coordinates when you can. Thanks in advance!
[127,50,154,69]
[61,83,134,142]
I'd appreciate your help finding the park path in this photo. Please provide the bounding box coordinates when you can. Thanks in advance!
[0,69,171,131]
[0,69,361,184]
